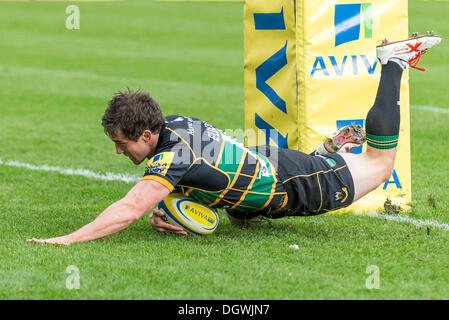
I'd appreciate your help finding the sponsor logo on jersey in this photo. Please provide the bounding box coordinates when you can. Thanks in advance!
[145,152,175,176]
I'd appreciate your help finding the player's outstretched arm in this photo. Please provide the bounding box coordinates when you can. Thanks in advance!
[27,180,172,245]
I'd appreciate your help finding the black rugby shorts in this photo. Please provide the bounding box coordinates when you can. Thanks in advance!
[269,149,355,217]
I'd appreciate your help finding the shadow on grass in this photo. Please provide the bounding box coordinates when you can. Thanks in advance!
[22,209,407,247]
[97,214,360,245]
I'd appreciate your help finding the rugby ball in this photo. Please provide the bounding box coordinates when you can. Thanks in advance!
[157,193,219,235]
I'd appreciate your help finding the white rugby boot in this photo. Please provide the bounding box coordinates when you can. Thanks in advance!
[315,124,366,156]
[376,31,442,71]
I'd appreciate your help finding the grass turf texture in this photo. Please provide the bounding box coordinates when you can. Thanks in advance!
[0,0,448,299]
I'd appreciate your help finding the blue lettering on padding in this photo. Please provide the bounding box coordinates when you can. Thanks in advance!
[256,41,288,114]
[330,56,348,76]
[254,7,286,30]
[360,55,378,74]
[310,56,330,77]
[383,169,401,190]
[351,55,359,75]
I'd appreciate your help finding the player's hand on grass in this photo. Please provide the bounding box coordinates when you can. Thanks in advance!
[149,208,187,235]
[27,235,73,245]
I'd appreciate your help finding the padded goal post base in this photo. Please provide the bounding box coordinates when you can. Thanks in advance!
[244,0,411,213]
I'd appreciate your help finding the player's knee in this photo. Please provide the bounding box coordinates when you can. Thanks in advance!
[226,211,263,227]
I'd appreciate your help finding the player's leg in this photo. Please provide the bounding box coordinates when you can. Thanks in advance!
[340,33,441,202]
[340,147,396,202]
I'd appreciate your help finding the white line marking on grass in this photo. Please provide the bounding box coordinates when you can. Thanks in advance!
[367,212,449,231]
[0,64,243,94]
[411,105,449,114]
[3,158,449,231]
[0,158,140,184]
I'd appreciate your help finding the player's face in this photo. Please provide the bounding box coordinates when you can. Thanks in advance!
[110,129,152,165]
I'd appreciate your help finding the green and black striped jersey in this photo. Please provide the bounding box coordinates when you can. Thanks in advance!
[142,115,288,214]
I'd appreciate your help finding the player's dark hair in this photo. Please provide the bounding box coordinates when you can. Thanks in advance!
[102,89,165,141]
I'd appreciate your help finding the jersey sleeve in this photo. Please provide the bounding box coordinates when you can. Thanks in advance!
[141,140,194,191]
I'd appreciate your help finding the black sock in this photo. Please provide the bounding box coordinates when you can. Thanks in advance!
[365,61,403,149]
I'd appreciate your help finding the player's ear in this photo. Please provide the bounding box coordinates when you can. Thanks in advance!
[141,129,152,143]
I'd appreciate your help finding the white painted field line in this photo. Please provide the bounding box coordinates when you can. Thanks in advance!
[2,157,449,231]
[411,104,449,114]
[0,158,140,184]
[0,64,243,94]
[363,212,449,231]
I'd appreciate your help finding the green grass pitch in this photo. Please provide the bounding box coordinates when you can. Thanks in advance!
[0,0,448,299]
